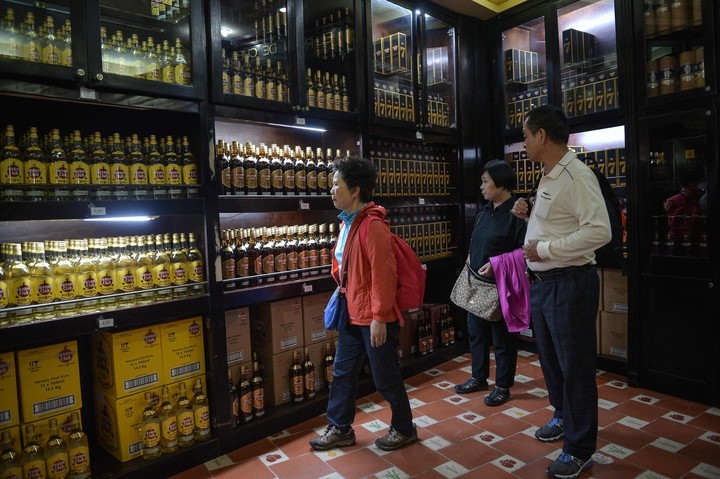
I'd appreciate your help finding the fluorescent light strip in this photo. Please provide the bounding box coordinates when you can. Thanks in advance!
[84,216,158,222]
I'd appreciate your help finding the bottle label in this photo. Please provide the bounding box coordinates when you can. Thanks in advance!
[49,161,69,184]
[320,248,330,266]
[91,162,111,184]
[253,387,264,410]
[325,363,334,383]
[298,251,309,269]
[259,168,271,190]
[306,171,317,191]
[55,274,76,301]
[136,266,154,289]
[262,255,274,274]
[286,252,298,271]
[318,171,327,191]
[162,65,175,83]
[231,166,244,190]
[70,161,90,185]
[149,164,166,185]
[221,165,232,191]
[222,258,236,279]
[236,258,249,278]
[274,253,287,272]
[79,272,99,297]
[116,267,136,292]
[68,445,90,473]
[110,163,129,185]
[172,262,188,285]
[232,73,242,94]
[317,91,326,109]
[189,260,204,282]
[25,158,47,184]
[166,164,182,185]
[253,256,262,276]
[61,48,72,67]
[241,391,252,415]
[11,278,32,306]
[46,451,70,479]
[307,90,316,107]
[271,168,283,190]
[292,375,304,398]
[305,370,315,393]
[33,276,54,304]
[245,168,258,190]
[243,78,254,97]
[0,280,8,308]
[177,410,194,435]
[175,64,189,85]
[1,158,23,184]
[183,164,198,185]
[295,171,306,190]
[162,416,178,443]
[194,405,210,429]
[309,249,320,267]
[283,170,295,191]
[98,269,115,295]
[2,464,21,478]
[255,80,265,98]
[143,421,161,448]
[266,82,276,101]
[131,163,148,184]
[22,459,46,479]
[153,264,172,287]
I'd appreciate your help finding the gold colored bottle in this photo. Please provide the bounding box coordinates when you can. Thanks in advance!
[315,70,325,109]
[140,391,162,460]
[23,127,46,201]
[160,39,175,83]
[304,147,317,195]
[191,378,211,442]
[66,412,90,479]
[47,129,70,201]
[5,244,32,324]
[186,232,205,289]
[0,246,8,326]
[30,242,54,321]
[170,233,188,298]
[290,350,304,403]
[242,53,254,97]
[22,12,41,62]
[75,239,99,314]
[239,366,253,424]
[305,67,315,107]
[145,36,160,81]
[174,37,190,85]
[0,430,22,479]
[149,234,171,303]
[257,143,271,195]
[164,136,183,199]
[251,359,265,418]
[96,237,116,311]
[115,237,136,307]
[315,147,327,195]
[303,347,316,400]
[243,141,258,195]
[276,61,286,102]
[88,132,111,200]
[41,16,60,65]
[44,418,69,479]
[176,382,195,447]
[253,56,265,99]
[1,124,23,201]
[180,136,198,197]
[281,145,295,195]
[229,140,244,195]
[147,135,167,199]
[0,8,21,59]
[294,146,307,195]
[60,20,72,67]
[66,130,89,200]
[107,133,129,199]
[134,236,154,304]
[21,425,46,479]
[158,386,178,454]
[52,241,77,318]
[128,134,148,200]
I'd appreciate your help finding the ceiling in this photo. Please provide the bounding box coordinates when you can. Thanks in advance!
[427,0,529,20]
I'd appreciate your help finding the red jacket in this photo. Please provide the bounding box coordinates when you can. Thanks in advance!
[331,202,398,326]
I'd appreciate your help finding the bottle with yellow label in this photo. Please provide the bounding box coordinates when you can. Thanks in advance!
[66,412,90,479]
[170,233,188,298]
[180,136,198,197]
[134,236,154,304]
[175,382,195,447]
[95,238,116,311]
[29,242,54,321]
[75,239,99,314]
[21,425,46,479]
[185,232,204,295]
[88,132,111,201]
[108,133,129,200]
[60,20,72,67]
[23,126,47,201]
[141,392,162,460]
[5,243,32,324]
[115,237,136,308]
[44,418,69,479]
[158,386,178,454]
[52,240,77,318]
[128,134,148,200]
[192,378,211,441]
[151,234,171,302]
[41,16,61,66]
[164,136,183,199]
[252,359,265,418]
[1,124,23,201]
[67,130,89,201]
[22,12,41,62]
[146,134,167,199]
[0,430,22,479]
[174,37,190,85]
[47,129,70,201]
[160,40,175,83]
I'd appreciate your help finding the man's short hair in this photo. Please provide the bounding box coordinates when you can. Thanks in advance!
[524,105,570,144]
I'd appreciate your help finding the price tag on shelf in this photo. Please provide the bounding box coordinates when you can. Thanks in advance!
[302,283,313,293]
[299,200,310,210]
[97,316,114,329]
[295,117,306,126]
[418,197,425,205]
[89,206,106,216]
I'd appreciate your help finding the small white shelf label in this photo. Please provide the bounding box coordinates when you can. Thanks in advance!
[418,197,425,205]
[98,316,114,328]
[299,200,310,210]
[302,284,313,293]
[89,206,106,216]
[296,117,306,125]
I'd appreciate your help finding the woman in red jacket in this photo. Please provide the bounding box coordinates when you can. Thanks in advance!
[309,156,416,452]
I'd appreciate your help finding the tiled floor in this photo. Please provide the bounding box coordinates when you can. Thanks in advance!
[170,351,720,479]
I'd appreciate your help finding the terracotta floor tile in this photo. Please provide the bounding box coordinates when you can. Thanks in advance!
[654,396,710,418]
[512,457,558,479]
[267,452,334,479]
[271,429,317,458]
[324,446,392,478]
[458,463,519,479]
[597,383,644,404]
[226,437,276,463]
[585,459,646,479]
[414,398,467,422]
[210,458,276,479]
[380,442,449,476]
[680,438,720,468]
[641,417,705,445]
[597,406,627,428]
[626,445,700,478]
[168,464,212,479]
[436,436,504,470]
[424,416,483,443]
[688,412,720,432]
[410,384,456,404]
[491,432,558,464]
[609,400,669,423]
[475,411,533,438]
[597,422,658,451]
[286,413,328,434]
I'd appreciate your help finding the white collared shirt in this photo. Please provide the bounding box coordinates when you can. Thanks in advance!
[525,150,612,271]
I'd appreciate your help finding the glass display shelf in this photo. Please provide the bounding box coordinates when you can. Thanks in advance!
[423,14,456,129]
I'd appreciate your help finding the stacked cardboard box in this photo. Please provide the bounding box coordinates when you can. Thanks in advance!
[600,269,628,361]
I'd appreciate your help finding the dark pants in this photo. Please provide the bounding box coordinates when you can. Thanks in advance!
[531,265,599,460]
[467,312,518,388]
[327,321,414,436]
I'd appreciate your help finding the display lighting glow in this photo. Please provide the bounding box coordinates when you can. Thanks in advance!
[220,26,232,38]
[84,216,159,222]
[266,122,327,133]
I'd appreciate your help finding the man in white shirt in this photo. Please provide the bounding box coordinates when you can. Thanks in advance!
[512,105,611,479]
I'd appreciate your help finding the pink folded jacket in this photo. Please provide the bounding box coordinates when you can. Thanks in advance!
[489,248,531,333]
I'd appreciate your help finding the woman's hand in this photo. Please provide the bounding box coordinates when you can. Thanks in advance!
[478,262,494,277]
[370,320,387,347]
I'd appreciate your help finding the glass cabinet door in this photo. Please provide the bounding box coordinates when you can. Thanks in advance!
[303,0,357,114]
[422,14,456,130]
[90,0,204,98]
[641,0,714,101]
[557,0,619,119]
[215,0,290,106]
[370,0,414,125]
[0,0,82,81]
[640,107,715,278]
[502,16,547,132]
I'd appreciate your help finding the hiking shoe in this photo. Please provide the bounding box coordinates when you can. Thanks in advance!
[375,426,417,451]
[484,386,511,407]
[535,417,564,442]
[547,451,593,478]
[454,377,489,394]
[309,425,356,451]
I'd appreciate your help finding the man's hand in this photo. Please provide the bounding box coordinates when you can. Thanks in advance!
[523,239,541,262]
[512,197,533,220]
[370,320,387,347]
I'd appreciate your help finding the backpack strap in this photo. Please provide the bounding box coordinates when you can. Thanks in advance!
[357,215,405,324]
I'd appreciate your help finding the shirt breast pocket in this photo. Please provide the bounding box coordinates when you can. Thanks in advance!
[532,192,553,221]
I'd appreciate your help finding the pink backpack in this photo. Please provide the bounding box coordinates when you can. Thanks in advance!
[358,216,427,313]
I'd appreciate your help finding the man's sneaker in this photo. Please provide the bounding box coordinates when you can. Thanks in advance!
[484,386,511,407]
[535,417,564,442]
[309,425,356,451]
[375,425,417,451]
[547,451,593,479]
[454,377,489,394]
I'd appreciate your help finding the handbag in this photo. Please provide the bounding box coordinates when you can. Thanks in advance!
[450,265,502,321]
[324,286,348,331]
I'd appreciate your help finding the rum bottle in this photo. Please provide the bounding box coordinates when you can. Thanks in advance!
[229,140,244,195]
[128,134,148,200]
[134,236,155,304]
[305,147,317,195]
[220,230,236,280]
[1,124,23,201]
[170,232,188,297]
[66,412,90,479]
[140,391,162,460]
[147,134,167,199]
[76,239,99,313]
[229,369,239,427]
[257,143,271,195]
[303,347,316,400]
[21,13,40,62]
[41,16,60,65]
[23,127,46,201]
[294,146,307,195]
[315,147,327,194]
[5,244,32,324]
[217,140,230,195]
[115,237,136,307]
[191,378,211,442]
[21,425,45,479]
[66,130,89,200]
[108,133,129,200]
[152,233,172,300]
[243,141,258,195]
[47,129,70,200]
[285,226,299,279]
[0,430,22,479]
[174,37,190,85]
[29,242,54,321]
[269,144,283,195]
[88,132,111,200]
[251,359,265,418]
[44,418,69,479]
[281,145,295,195]
[159,386,178,454]
[239,366,253,424]
[305,67,315,108]
[290,350,304,403]
[176,382,195,447]
[164,136,183,199]
[186,232,205,286]
[307,224,320,273]
[52,241,77,318]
